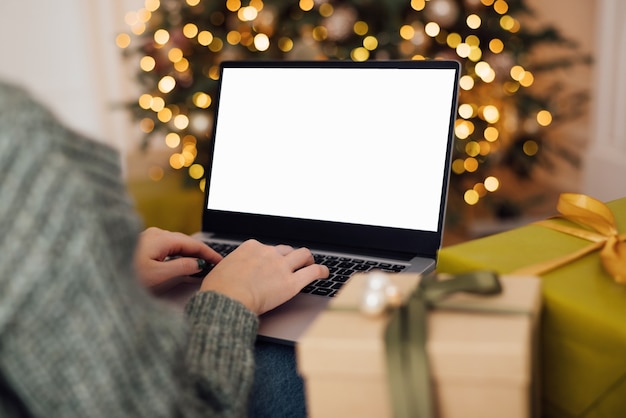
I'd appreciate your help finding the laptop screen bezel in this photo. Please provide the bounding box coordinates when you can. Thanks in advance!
[201,60,460,259]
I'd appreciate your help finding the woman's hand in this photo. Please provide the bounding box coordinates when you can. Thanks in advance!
[134,227,222,292]
[200,239,329,315]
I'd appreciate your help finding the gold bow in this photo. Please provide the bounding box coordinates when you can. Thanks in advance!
[512,193,626,284]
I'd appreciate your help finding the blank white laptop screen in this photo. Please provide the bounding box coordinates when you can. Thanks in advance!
[207,66,457,232]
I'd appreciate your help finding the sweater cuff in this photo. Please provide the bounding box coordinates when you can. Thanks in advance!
[184,291,259,345]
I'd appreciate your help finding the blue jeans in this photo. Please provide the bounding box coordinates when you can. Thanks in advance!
[249,340,306,418]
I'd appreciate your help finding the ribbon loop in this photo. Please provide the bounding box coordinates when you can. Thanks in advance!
[512,193,626,283]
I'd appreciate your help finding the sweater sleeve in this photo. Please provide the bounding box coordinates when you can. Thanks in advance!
[0,82,259,418]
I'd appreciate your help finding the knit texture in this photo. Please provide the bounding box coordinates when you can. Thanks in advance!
[0,82,258,417]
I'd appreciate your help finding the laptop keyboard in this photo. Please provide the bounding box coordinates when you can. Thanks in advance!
[204,242,407,298]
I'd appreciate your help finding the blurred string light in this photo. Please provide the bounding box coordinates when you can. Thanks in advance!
[116,0,584,212]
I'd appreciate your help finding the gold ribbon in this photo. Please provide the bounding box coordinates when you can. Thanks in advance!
[512,193,626,284]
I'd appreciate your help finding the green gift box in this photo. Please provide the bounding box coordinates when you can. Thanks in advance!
[437,196,626,418]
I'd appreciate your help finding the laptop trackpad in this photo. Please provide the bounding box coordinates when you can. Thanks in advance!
[257,294,330,346]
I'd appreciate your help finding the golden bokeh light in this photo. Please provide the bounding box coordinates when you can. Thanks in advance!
[183,23,199,38]
[354,21,369,36]
[484,176,500,192]
[193,92,212,109]
[363,36,378,50]
[158,75,176,93]
[254,33,270,51]
[411,0,426,11]
[425,22,440,37]
[489,38,504,53]
[459,75,475,91]
[319,3,333,17]
[452,159,465,174]
[148,165,164,182]
[482,105,500,123]
[466,14,481,29]
[144,0,160,13]
[165,132,181,148]
[157,107,173,123]
[464,189,480,205]
[115,33,131,49]
[351,47,370,61]
[173,114,190,130]
[484,126,499,142]
[299,0,314,12]
[278,37,294,52]
[140,56,156,72]
[458,103,475,119]
[198,31,214,46]
[537,110,553,126]
[189,164,205,180]
[494,0,509,14]
[154,29,170,45]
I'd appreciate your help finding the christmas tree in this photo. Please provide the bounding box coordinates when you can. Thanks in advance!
[118,0,588,226]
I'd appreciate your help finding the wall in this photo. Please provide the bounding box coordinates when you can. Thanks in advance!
[582,0,626,201]
[0,0,138,154]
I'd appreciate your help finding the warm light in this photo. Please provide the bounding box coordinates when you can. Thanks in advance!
[452,159,465,174]
[510,65,525,81]
[158,76,176,93]
[459,75,475,91]
[464,189,480,205]
[363,36,378,50]
[481,0,495,6]
[157,108,172,123]
[411,0,426,11]
[473,183,487,197]
[174,59,189,72]
[170,153,185,169]
[494,0,509,14]
[150,97,165,112]
[447,33,462,48]
[193,92,212,109]
[198,31,214,46]
[154,29,170,45]
[456,43,470,58]
[209,38,224,52]
[319,3,333,17]
[484,176,500,192]
[239,6,258,21]
[425,22,440,37]
[354,21,369,36]
[140,56,156,72]
[173,114,190,130]
[312,26,328,41]
[254,33,270,51]
[537,110,553,126]
[400,25,415,41]
[168,48,183,63]
[351,47,370,61]
[520,71,534,87]
[226,0,241,12]
[189,164,205,180]
[299,0,314,12]
[186,0,200,6]
[482,105,500,123]
[145,0,160,13]
[115,33,131,49]
[165,132,181,148]
[227,31,242,45]
[278,37,294,52]
[489,38,504,54]
[183,23,199,39]
[138,94,153,109]
[458,103,474,119]
[500,15,515,31]
[484,126,499,142]
[466,14,481,29]
[465,141,481,157]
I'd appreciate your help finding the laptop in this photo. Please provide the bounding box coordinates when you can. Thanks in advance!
[164,59,460,345]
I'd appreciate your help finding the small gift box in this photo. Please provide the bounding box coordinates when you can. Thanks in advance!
[297,272,541,418]
[437,194,626,418]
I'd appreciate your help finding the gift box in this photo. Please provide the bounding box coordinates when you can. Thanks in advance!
[437,194,626,418]
[297,272,541,418]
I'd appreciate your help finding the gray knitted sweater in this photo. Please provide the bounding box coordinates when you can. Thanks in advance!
[0,82,258,417]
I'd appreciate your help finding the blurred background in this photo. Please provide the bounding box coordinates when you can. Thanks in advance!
[1,0,624,246]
